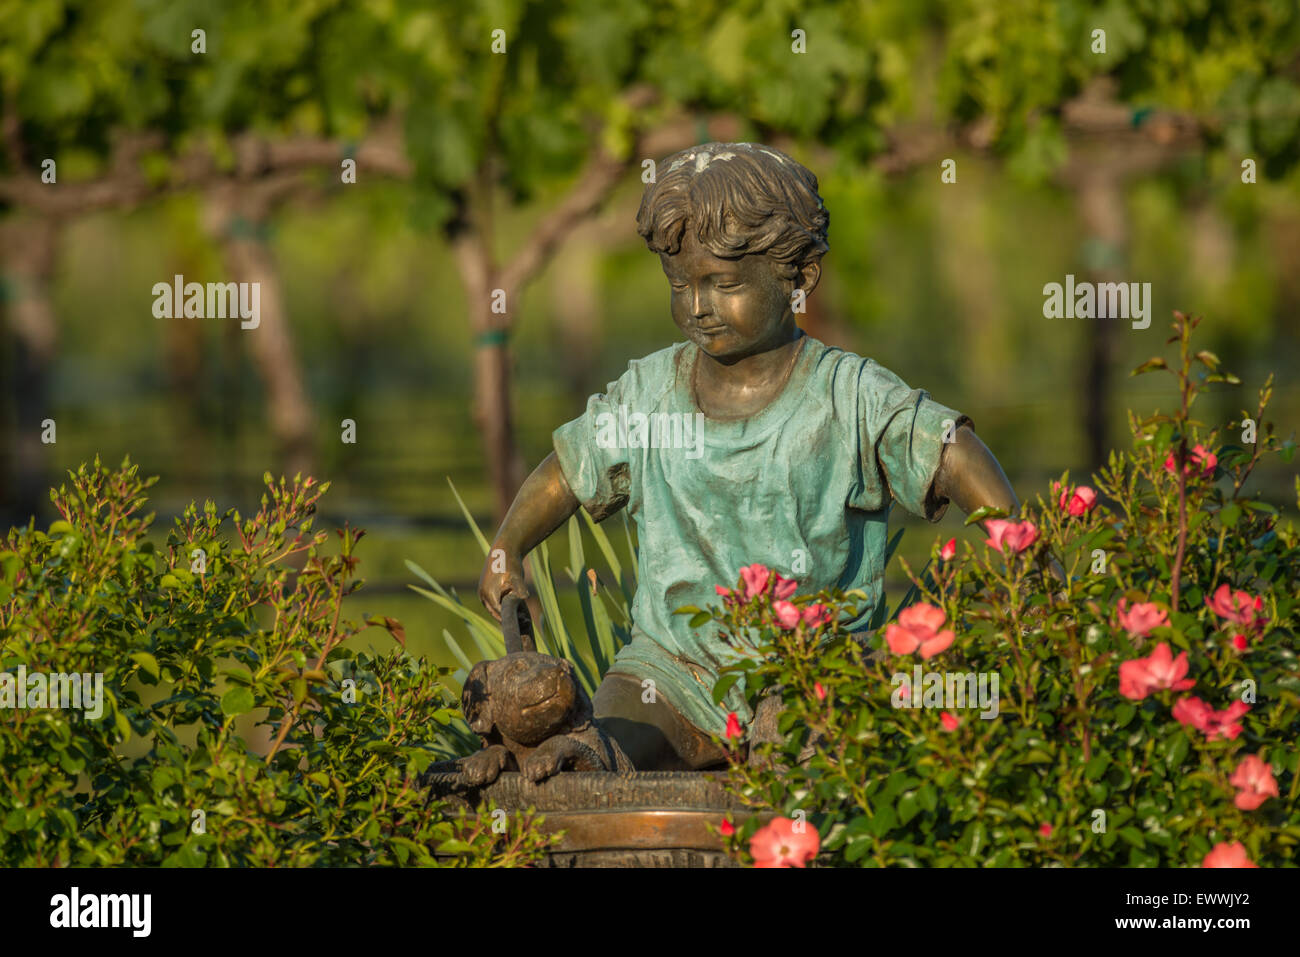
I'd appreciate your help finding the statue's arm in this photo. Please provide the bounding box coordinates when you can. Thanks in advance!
[478,452,581,620]
[932,425,1019,528]
[934,425,1066,585]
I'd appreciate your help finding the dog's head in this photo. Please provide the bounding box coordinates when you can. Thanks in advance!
[462,651,591,746]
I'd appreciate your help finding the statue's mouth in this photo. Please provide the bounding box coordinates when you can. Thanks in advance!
[517,694,559,713]
[514,672,567,713]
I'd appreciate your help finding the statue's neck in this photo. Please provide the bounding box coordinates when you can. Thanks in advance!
[692,330,804,420]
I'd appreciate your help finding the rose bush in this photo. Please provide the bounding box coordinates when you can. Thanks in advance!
[687,313,1299,867]
[0,460,553,866]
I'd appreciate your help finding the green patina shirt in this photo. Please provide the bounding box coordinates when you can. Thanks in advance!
[552,334,969,739]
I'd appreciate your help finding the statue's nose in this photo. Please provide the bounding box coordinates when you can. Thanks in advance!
[692,286,710,318]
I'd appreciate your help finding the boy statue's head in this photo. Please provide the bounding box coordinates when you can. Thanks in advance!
[635,142,830,360]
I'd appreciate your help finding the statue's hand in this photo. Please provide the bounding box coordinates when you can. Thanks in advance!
[478,547,528,622]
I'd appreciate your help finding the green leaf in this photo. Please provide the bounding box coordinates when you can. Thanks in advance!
[565,513,584,581]
[883,527,906,565]
[220,687,256,717]
[1113,703,1136,728]
[898,793,921,825]
[445,479,492,556]
[1118,826,1146,848]
[964,505,1008,526]
[844,836,874,862]
[130,651,160,680]
[712,672,741,705]
[0,551,19,584]
[436,839,474,855]
[1194,350,1220,371]
[580,507,625,586]
[1164,732,1190,768]
[162,841,207,868]
[918,783,938,813]
[866,806,896,837]
[1131,357,1168,376]
[1085,753,1109,780]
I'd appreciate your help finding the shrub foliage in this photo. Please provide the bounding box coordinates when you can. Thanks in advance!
[0,465,551,866]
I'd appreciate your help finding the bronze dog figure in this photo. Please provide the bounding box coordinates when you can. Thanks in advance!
[435,597,633,788]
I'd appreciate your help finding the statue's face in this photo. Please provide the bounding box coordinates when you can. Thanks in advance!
[660,230,795,361]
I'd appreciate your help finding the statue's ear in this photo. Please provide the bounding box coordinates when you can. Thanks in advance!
[567,661,594,727]
[797,259,821,298]
[462,662,494,734]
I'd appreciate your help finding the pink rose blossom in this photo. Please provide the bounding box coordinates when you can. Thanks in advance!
[749,816,820,868]
[1191,444,1218,475]
[984,518,1039,555]
[725,712,743,741]
[883,603,955,660]
[940,711,960,732]
[772,574,798,601]
[1117,642,1194,701]
[1202,842,1257,868]
[1232,634,1249,652]
[1205,584,1265,630]
[1172,695,1213,731]
[1058,485,1098,517]
[1164,444,1218,478]
[939,538,956,561]
[1038,822,1053,837]
[740,564,771,601]
[1116,599,1169,638]
[814,682,827,701]
[719,818,735,837]
[802,603,832,628]
[1173,696,1250,741]
[1205,702,1251,742]
[772,600,801,630]
[1229,755,1280,811]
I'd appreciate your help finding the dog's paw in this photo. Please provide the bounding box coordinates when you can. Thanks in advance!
[521,747,563,783]
[461,746,509,787]
[523,737,587,782]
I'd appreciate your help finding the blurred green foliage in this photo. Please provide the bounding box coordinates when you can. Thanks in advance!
[7,0,1300,191]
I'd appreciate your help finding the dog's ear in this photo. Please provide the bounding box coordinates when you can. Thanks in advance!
[564,659,595,728]
[462,661,494,734]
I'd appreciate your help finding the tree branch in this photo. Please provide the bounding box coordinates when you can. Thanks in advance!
[0,123,411,217]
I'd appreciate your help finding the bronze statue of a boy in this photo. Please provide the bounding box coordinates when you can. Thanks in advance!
[479,143,1020,771]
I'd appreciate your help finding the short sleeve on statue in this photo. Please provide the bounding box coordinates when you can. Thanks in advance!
[552,373,634,522]
[858,360,971,521]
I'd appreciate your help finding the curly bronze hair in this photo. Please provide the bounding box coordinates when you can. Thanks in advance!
[635,142,830,281]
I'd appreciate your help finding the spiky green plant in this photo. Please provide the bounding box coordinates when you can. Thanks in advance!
[406,480,638,698]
